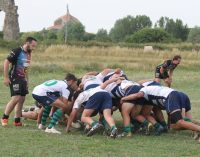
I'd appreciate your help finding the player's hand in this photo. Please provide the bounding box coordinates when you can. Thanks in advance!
[3,77,11,86]
[120,98,125,104]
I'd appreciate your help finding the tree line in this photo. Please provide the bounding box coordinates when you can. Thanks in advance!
[1,15,200,44]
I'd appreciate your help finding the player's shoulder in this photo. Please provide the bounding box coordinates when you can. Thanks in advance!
[11,47,22,54]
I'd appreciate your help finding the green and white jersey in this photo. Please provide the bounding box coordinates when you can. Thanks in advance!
[32,80,70,99]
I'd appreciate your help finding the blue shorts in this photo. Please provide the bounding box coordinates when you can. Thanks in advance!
[85,92,112,111]
[125,85,149,105]
[32,94,58,106]
[164,91,181,113]
[178,92,191,112]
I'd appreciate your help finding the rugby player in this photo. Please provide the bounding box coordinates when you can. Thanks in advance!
[155,55,181,87]
[32,73,78,134]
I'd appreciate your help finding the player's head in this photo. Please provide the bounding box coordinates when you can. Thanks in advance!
[65,73,78,90]
[172,55,181,65]
[25,37,37,53]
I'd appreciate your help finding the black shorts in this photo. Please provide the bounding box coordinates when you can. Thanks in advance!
[155,68,169,79]
[9,77,28,96]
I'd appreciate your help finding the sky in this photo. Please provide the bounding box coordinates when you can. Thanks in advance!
[0,0,199,33]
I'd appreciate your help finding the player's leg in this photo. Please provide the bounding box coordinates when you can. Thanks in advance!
[170,111,200,131]
[14,96,26,126]
[121,102,134,136]
[1,96,20,126]
[142,105,164,135]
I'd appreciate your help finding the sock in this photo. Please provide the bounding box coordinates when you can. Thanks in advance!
[101,117,107,127]
[101,116,110,130]
[48,109,63,129]
[91,121,97,127]
[142,120,148,127]
[124,125,131,133]
[15,117,21,123]
[2,114,9,119]
[41,106,51,126]
[160,121,167,127]
[183,117,192,122]
[131,118,141,129]
[111,125,117,131]
[154,122,160,130]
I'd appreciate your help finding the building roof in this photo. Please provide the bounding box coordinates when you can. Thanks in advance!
[47,5,80,30]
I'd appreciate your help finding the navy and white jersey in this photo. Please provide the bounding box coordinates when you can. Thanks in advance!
[82,75,102,90]
[120,80,140,90]
[73,86,107,109]
[105,80,138,99]
[142,80,161,87]
[32,80,70,99]
[140,86,174,107]
[102,71,128,82]
[105,82,125,99]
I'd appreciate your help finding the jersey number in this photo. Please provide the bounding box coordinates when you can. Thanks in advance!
[44,80,58,86]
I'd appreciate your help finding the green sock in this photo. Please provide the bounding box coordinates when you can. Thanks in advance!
[131,118,141,129]
[154,122,160,129]
[183,117,192,122]
[124,125,131,133]
[142,120,148,126]
[101,117,110,130]
[91,121,97,127]
[101,117,107,126]
[160,121,167,127]
[48,109,62,129]
[111,125,117,131]
[41,106,51,126]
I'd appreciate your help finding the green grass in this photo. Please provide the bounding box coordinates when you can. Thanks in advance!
[0,46,200,157]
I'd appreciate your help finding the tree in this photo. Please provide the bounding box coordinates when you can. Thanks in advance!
[187,27,200,43]
[83,32,96,41]
[57,29,65,42]
[95,29,111,42]
[64,21,85,41]
[46,30,57,40]
[109,15,152,42]
[155,17,189,41]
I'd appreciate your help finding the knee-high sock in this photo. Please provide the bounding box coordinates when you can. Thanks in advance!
[41,106,51,125]
[48,109,62,129]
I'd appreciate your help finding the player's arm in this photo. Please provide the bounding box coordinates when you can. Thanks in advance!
[160,60,170,74]
[100,76,124,89]
[121,92,144,103]
[66,108,79,132]
[4,49,18,86]
[169,69,174,79]
[137,79,152,85]
[85,71,99,76]
[66,92,85,132]
[100,68,121,76]
[3,59,11,86]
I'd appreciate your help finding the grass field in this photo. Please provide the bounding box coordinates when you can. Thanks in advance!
[0,45,200,157]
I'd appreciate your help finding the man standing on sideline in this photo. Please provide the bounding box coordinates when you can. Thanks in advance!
[1,37,37,126]
[155,55,181,87]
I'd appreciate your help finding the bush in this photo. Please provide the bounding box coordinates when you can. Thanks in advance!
[187,27,200,43]
[0,39,20,49]
[125,28,174,43]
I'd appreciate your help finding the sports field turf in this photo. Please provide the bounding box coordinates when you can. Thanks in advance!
[0,46,200,157]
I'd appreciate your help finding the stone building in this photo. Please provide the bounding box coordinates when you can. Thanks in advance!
[48,5,80,30]
[0,0,19,41]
